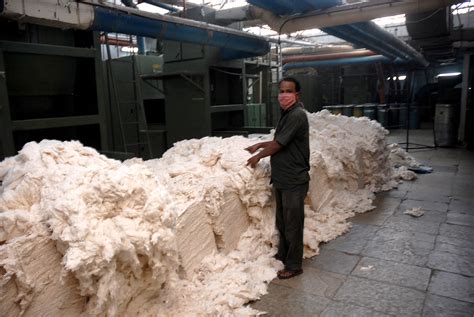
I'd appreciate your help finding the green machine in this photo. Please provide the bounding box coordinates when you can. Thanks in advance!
[0,21,109,160]
[155,40,273,146]
[105,53,167,159]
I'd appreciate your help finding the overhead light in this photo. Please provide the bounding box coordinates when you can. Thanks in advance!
[121,47,138,53]
[386,76,406,80]
[436,72,461,78]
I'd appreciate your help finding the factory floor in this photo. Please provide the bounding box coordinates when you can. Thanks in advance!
[251,128,474,316]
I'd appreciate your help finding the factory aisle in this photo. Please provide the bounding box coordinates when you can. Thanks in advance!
[251,129,474,316]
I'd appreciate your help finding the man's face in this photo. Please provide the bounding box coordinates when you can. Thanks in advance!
[279,81,300,102]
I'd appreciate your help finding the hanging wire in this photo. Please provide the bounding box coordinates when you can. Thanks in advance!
[405,7,445,24]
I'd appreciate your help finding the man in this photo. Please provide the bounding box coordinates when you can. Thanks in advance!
[246,77,310,279]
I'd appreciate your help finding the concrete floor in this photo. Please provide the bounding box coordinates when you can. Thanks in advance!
[251,128,474,316]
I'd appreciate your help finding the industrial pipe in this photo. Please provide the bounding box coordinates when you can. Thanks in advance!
[281,45,354,56]
[0,0,270,60]
[340,24,412,61]
[267,37,316,47]
[246,0,429,65]
[120,0,146,55]
[282,55,403,72]
[91,5,269,59]
[322,23,429,66]
[137,36,146,55]
[100,35,135,47]
[321,25,403,61]
[247,0,342,15]
[350,21,428,67]
[282,49,376,65]
[138,0,180,12]
[251,0,462,34]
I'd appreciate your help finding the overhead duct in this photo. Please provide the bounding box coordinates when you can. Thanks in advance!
[322,23,429,66]
[282,49,376,65]
[247,0,343,15]
[321,25,403,61]
[281,45,354,56]
[250,0,462,33]
[0,0,270,60]
[249,0,432,66]
[337,23,413,61]
[283,55,402,72]
[267,37,315,46]
[215,5,253,25]
[350,21,428,66]
[138,0,180,12]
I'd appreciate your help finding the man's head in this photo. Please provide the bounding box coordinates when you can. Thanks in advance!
[278,77,301,110]
[279,77,301,94]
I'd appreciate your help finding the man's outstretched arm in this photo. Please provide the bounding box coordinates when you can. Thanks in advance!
[245,140,282,168]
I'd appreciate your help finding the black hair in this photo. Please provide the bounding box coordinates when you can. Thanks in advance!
[279,77,301,92]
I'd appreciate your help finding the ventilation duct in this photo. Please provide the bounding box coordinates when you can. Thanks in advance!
[283,55,402,72]
[282,49,376,65]
[0,0,270,60]
[247,0,342,15]
[248,0,432,66]
[250,0,461,33]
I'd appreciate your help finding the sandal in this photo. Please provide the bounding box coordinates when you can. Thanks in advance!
[277,269,303,279]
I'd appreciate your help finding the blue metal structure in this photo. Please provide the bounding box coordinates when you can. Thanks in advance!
[91,6,270,59]
[0,0,270,60]
[137,36,146,55]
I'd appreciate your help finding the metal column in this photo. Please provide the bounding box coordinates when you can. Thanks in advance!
[93,31,110,151]
[0,49,14,158]
[459,53,470,142]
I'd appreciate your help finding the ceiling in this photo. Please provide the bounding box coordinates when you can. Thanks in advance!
[136,0,474,66]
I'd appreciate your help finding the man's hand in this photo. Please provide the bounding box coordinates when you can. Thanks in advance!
[247,155,260,168]
[245,140,282,168]
[245,144,260,154]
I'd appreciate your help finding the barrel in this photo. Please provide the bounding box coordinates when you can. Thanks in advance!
[434,104,459,147]
[353,105,364,117]
[388,103,399,128]
[408,104,420,129]
[376,104,388,127]
[341,105,354,117]
[398,103,408,128]
[363,103,377,120]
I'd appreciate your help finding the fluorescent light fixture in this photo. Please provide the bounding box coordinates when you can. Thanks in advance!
[436,72,461,78]
[373,14,406,26]
[121,47,138,53]
[386,76,406,80]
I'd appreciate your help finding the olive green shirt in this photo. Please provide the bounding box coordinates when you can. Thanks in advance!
[270,103,310,188]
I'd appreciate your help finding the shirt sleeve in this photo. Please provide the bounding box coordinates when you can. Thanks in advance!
[275,110,305,146]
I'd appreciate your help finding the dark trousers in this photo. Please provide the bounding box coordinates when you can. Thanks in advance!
[274,182,309,271]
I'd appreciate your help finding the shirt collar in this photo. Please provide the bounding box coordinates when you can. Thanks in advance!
[281,102,301,115]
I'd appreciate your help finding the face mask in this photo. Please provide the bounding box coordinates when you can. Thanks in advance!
[278,93,296,110]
